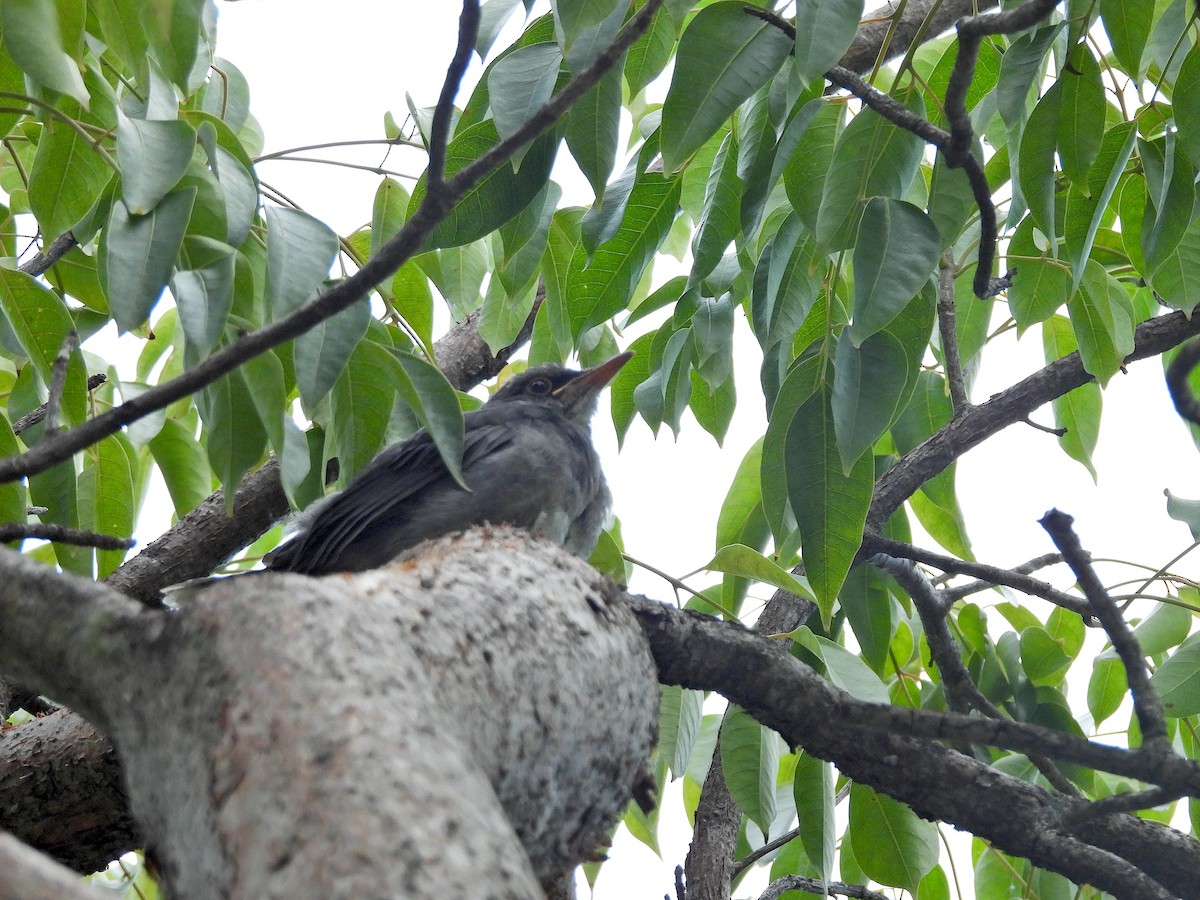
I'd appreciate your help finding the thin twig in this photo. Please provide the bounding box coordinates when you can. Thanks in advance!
[861,534,1092,619]
[1065,785,1183,824]
[253,136,421,162]
[1039,510,1169,748]
[428,1,481,190]
[938,250,969,412]
[0,522,133,549]
[18,232,77,278]
[871,553,1082,795]
[759,875,890,900]
[941,552,1063,601]
[42,330,78,435]
[1021,415,1067,436]
[12,374,107,435]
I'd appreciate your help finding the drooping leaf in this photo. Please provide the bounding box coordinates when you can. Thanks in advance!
[29,119,113,240]
[793,0,864,87]
[660,1,793,172]
[719,704,779,834]
[116,114,197,214]
[265,206,338,318]
[849,783,939,893]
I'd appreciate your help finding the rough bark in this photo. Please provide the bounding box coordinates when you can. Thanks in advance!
[0,529,658,899]
[0,712,136,872]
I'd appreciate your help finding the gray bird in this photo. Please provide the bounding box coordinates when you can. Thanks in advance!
[263,352,632,575]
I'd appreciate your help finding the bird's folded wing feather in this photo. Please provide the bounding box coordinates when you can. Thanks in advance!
[269,418,517,572]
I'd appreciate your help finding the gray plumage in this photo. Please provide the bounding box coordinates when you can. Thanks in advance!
[263,352,631,575]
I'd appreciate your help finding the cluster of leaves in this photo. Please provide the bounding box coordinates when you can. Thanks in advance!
[4,0,1200,896]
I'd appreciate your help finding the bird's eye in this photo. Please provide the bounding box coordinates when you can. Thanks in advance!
[527,376,553,395]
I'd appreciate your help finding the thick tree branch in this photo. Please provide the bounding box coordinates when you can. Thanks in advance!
[870,310,1200,527]
[631,597,1200,898]
[0,523,134,550]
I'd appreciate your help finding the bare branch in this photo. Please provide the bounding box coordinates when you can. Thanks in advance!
[12,374,106,436]
[428,2,481,189]
[0,522,133,550]
[18,232,76,278]
[759,875,889,900]
[1040,510,1170,748]
[937,251,969,412]
[42,330,78,435]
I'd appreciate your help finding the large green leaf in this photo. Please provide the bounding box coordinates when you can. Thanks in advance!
[660,1,792,172]
[1069,259,1133,385]
[329,339,401,480]
[294,296,372,410]
[566,173,680,338]
[564,60,621,198]
[849,198,940,346]
[623,2,674,96]
[0,0,88,102]
[103,186,196,331]
[832,327,909,473]
[173,249,235,360]
[719,704,779,833]
[814,91,925,252]
[487,42,563,144]
[689,131,741,283]
[849,783,939,893]
[0,411,25,531]
[761,349,824,542]
[116,114,197,214]
[0,268,87,426]
[391,350,466,487]
[78,434,135,578]
[783,100,841,232]
[793,0,864,87]
[658,684,703,779]
[28,119,113,241]
[198,368,268,500]
[1150,636,1200,717]
[750,213,823,350]
[787,387,873,621]
[148,415,211,518]
[1007,215,1070,330]
[410,119,559,249]
[1055,45,1105,185]
[1017,82,1061,243]
[1101,0,1154,77]
[265,206,338,318]
[794,754,836,893]
[1042,315,1100,477]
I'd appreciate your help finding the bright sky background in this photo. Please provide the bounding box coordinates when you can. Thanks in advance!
[206,2,1200,896]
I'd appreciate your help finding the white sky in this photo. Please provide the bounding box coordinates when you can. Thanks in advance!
[209,2,1200,897]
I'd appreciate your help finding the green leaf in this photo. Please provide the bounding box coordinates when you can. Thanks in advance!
[794,754,836,891]
[705,543,812,601]
[173,250,235,359]
[689,131,741,283]
[793,0,864,87]
[849,783,939,893]
[815,91,925,252]
[624,2,674,97]
[1055,45,1105,185]
[29,458,89,575]
[1141,132,1195,274]
[839,557,895,674]
[1007,215,1071,330]
[1019,626,1073,685]
[391,350,467,487]
[1041,315,1100,477]
[329,339,400,479]
[1150,637,1200,717]
[0,268,87,425]
[0,0,88,103]
[1064,121,1137,300]
[78,434,135,578]
[410,119,559,249]
[792,629,890,703]
[294,296,372,410]
[783,101,841,232]
[660,1,793,172]
[551,0,626,63]
[1116,601,1194,659]
[103,186,196,331]
[832,327,909,472]
[565,62,621,198]
[1175,45,1200,169]
[149,416,211,518]
[567,173,680,338]
[750,213,823,350]
[719,704,779,833]
[1087,657,1127,726]
[1017,82,1062,243]
[198,368,267,499]
[487,42,563,144]
[369,177,410,260]
[788,387,873,621]
[850,199,940,345]
[1070,259,1134,385]
[1101,0,1153,77]
[265,206,338,318]
[0,411,25,531]
[28,119,113,241]
[658,685,703,779]
[116,114,197,214]
[1166,489,1200,541]
[761,350,824,541]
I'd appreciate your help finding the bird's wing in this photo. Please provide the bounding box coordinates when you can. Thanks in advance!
[267,416,516,573]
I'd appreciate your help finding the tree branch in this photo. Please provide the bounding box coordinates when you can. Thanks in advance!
[870,310,1200,527]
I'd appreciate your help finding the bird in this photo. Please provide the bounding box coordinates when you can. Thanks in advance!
[262,351,633,575]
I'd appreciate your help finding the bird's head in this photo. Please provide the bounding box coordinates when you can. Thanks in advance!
[489,351,633,424]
